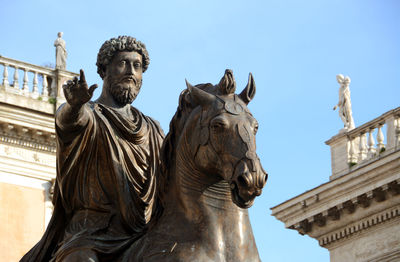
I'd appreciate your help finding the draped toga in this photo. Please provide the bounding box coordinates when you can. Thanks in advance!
[54,37,67,70]
[20,102,164,261]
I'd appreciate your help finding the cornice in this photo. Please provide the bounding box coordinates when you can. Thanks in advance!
[271,150,400,216]
[0,103,55,131]
[271,150,400,243]
[0,122,56,153]
[286,180,400,235]
[318,206,400,247]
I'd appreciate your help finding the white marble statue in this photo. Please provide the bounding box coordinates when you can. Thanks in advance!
[54,32,67,70]
[333,74,355,130]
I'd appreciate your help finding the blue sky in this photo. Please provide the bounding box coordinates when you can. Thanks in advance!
[1,0,399,261]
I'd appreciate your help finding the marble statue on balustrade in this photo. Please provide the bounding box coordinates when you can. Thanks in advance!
[333,74,355,131]
[54,32,67,70]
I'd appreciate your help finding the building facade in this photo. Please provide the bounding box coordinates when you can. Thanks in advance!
[271,107,400,261]
[0,55,77,261]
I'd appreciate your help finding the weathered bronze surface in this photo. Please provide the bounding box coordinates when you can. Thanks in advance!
[21,36,164,262]
[21,36,267,262]
[122,69,267,262]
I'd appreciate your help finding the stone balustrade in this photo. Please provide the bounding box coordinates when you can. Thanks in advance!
[272,102,400,261]
[0,55,78,114]
[326,107,400,180]
[0,56,57,101]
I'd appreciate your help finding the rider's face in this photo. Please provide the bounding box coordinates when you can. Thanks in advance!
[104,51,143,105]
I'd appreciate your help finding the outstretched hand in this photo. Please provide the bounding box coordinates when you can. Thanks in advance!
[63,69,98,107]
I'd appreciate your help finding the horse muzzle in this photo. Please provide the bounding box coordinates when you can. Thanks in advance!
[230,158,267,208]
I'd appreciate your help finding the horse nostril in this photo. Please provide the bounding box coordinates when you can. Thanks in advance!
[256,172,267,188]
[262,172,268,186]
[237,174,248,187]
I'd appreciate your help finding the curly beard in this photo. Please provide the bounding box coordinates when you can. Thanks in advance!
[107,78,142,105]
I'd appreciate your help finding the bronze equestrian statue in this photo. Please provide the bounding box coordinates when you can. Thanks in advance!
[123,69,267,262]
[20,36,267,262]
[21,36,164,262]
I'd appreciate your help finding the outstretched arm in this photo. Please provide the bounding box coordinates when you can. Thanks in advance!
[56,69,98,133]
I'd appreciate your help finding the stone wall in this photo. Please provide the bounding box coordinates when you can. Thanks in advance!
[0,183,45,261]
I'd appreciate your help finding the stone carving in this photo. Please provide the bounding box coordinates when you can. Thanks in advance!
[122,69,267,262]
[21,36,164,262]
[21,37,267,262]
[333,74,355,130]
[54,32,67,70]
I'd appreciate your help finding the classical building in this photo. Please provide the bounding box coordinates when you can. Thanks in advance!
[0,55,77,261]
[271,106,400,261]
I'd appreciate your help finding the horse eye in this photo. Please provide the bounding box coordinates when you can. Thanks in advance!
[211,120,227,131]
[253,123,259,134]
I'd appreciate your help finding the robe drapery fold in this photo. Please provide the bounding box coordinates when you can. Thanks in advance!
[21,102,164,262]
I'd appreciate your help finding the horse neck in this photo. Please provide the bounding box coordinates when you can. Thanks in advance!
[159,146,257,260]
[163,131,252,235]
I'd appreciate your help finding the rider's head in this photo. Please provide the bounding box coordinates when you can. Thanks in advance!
[96,36,150,79]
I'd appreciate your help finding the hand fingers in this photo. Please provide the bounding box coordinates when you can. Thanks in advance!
[63,80,73,89]
[79,69,86,83]
[88,84,98,96]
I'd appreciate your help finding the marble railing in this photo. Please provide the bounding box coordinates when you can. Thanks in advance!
[0,56,57,101]
[347,108,400,164]
[327,107,400,179]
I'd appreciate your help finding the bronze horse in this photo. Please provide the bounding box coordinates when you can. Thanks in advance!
[123,70,267,262]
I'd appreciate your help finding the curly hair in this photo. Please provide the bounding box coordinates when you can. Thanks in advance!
[96,36,150,79]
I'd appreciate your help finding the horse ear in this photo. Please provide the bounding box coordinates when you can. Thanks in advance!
[178,89,189,111]
[218,69,236,95]
[185,79,215,106]
[239,73,256,104]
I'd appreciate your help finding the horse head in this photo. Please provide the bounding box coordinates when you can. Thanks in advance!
[178,69,267,208]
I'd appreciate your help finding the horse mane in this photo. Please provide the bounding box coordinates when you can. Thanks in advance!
[156,83,215,206]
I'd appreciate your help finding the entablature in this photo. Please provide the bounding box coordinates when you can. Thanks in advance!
[271,149,400,247]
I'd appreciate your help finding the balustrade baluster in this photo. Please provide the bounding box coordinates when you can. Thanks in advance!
[367,129,376,159]
[42,74,49,101]
[50,78,57,97]
[395,118,400,148]
[0,57,77,110]
[358,133,367,162]
[13,67,19,89]
[2,64,9,89]
[22,69,29,95]
[376,124,385,153]
[348,138,357,165]
[32,71,39,98]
